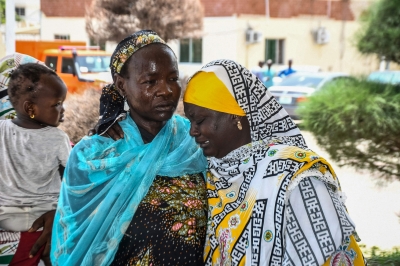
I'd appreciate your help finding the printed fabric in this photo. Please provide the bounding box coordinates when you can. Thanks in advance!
[195,60,365,266]
[110,174,207,266]
[51,114,207,266]
[0,53,45,119]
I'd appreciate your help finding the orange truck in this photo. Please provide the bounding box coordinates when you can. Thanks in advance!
[16,40,112,93]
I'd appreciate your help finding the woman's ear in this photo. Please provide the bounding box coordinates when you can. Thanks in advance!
[115,74,126,97]
[231,115,242,124]
[23,101,35,117]
[232,115,251,138]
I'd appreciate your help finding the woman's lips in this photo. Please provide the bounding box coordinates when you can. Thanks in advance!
[155,102,175,111]
[155,105,174,111]
[198,140,210,148]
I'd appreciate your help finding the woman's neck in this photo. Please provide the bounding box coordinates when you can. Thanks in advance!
[129,112,167,136]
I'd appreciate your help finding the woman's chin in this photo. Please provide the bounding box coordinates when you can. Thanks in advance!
[155,110,175,121]
[201,148,216,158]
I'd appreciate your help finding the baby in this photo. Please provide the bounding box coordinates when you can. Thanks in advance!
[0,62,71,265]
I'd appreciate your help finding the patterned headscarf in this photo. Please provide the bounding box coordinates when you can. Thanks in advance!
[0,53,45,119]
[97,30,167,134]
[185,59,307,146]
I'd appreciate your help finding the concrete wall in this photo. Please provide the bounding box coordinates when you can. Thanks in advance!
[15,0,40,25]
[241,15,378,75]
[39,15,88,43]
[171,16,239,79]
[178,15,380,78]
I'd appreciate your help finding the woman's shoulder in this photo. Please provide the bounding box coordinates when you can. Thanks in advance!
[72,134,113,152]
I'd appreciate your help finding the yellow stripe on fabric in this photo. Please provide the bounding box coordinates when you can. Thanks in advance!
[184,71,245,116]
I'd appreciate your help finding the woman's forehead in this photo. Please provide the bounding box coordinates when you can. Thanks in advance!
[184,103,215,116]
[130,46,177,71]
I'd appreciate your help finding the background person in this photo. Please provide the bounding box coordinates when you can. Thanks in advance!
[251,61,267,84]
[264,59,275,88]
[0,62,71,266]
[278,59,296,78]
[183,59,366,265]
[51,30,207,266]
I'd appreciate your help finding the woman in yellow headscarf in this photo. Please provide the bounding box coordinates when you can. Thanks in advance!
[183,59,366,266]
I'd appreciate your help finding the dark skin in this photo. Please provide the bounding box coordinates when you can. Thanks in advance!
[184,103,251,158]
[11,74,67,266]
[12,74,66,129]
[288,59,293,69]
[115,44,181,136]
[90,44,181,140]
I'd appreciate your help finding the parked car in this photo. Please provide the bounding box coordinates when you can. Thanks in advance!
[268,72,350,119]
[367,71,400,85]
[271,65,322,85]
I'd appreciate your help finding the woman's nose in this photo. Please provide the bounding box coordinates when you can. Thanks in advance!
[156,81,173,97]
[189,124,199,137]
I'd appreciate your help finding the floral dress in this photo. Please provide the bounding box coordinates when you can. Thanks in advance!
[111,174,207,266]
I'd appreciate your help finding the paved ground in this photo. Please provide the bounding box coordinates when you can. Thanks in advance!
[302,131,400,250]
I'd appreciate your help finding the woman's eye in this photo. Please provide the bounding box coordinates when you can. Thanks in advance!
[196,118,204,125]
[170,77,179,82]
[144,80,156,84]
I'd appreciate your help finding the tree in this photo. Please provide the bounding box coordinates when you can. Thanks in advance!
[86,0,204,43]
[0,0,23,24]
[298,78,400,181]
[0,0,5,24]
[356,0,400,64]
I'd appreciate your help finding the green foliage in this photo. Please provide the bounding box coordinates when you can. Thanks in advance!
[363,246,400,265]
[0,0,5,24]
[0,0,22,24]
[356,0,400,64]
[298,78,400,180]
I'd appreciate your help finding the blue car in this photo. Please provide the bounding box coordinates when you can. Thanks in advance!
[367,71,400,85]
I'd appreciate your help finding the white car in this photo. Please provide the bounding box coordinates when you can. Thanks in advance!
[268,72,350,119]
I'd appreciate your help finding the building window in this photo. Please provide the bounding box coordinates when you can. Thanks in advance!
[89,38,106,51]
[55,34,70,40]
[15,7,25,17]
[180,38,202,63]
[265,39,285,64]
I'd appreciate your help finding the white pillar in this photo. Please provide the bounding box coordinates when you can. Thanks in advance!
[5,0,16,55]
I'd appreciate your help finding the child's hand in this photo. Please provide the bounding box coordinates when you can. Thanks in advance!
[28,210,56,266]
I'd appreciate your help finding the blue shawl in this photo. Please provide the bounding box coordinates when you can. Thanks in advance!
[51,114,207,265]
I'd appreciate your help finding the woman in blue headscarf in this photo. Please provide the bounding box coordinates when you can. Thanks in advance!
[51,30,207,266]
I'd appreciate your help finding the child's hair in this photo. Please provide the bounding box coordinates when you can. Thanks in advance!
[7,63,62,106]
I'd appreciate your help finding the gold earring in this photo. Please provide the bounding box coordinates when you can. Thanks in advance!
[237,121,242,130]
[30,114,35,119]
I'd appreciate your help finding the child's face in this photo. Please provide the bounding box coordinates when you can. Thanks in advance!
[32,74,67,127]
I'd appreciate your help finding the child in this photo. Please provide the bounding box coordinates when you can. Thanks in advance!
[0,62,71,265]
[0,53,44,120]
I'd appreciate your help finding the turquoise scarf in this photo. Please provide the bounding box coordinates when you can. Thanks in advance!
[51,115,207,265]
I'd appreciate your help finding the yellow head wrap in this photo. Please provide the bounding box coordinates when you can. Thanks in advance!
[183,71,245,116]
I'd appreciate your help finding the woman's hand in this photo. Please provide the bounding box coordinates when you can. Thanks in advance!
[28,210,56,266]
[88,122,124,140]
